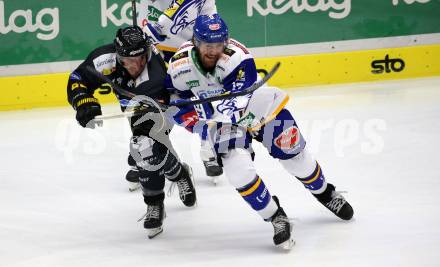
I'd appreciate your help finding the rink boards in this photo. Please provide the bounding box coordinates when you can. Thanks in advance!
[0,44,439,111]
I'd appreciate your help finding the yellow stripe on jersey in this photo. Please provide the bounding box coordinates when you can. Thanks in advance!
[157,44,178,53]
[249,94,290,131]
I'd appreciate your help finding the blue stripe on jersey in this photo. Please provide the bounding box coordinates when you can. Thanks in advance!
[222,58,257,93]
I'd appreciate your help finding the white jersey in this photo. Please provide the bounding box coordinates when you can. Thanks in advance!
[139,0,217,53]
[167,38,258,124]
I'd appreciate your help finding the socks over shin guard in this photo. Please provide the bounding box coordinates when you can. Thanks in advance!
[237,176,278,220]
[296,162,327,194]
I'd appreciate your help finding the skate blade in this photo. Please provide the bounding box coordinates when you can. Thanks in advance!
[147,227,163,239]
[128,181,141,192]
[276,237,295,250]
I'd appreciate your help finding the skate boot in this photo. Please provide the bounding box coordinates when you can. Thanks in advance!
[270,196,295,250]
[200,141,223,184]
[203,158,223,182]
[127,154,140,192]
[169,163,197,207]
[141,202,165,239]
[126,166,140,192]
[314,183,354,220]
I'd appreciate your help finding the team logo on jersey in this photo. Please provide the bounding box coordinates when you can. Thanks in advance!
[127,80,135,88]
[274,126,300,150]
[186,80,200,89]
[216,98,240,117]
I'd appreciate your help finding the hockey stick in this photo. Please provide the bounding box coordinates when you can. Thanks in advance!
[86,61,280,110]
[131,0,137,26]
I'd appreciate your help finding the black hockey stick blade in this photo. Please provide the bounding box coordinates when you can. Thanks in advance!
[171,61,281,107]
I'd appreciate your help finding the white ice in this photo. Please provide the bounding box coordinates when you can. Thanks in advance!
[1,77,440,267]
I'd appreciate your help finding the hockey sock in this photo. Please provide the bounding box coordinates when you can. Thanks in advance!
[237,176,278,220]
[296,162,327,195]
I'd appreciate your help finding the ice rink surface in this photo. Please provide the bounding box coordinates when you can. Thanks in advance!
[1,77,440,267]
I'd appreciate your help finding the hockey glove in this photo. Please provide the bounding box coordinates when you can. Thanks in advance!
[166,100,199,132]
[74,96,102,128]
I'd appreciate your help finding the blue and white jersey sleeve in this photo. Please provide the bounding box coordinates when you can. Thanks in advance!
[217,39,258,93]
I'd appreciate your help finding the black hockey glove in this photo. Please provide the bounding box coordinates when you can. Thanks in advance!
[74,96,102,128]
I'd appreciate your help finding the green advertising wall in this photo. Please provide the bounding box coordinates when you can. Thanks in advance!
[1,0,440,66]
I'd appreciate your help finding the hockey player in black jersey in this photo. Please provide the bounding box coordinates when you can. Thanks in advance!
[66,25,196,238]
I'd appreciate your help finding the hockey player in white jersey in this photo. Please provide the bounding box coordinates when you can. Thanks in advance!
[139,0,223,181]
[140,0,217,61]
[165,14,354,249]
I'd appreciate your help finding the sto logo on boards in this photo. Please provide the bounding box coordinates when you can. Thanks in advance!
[371,55,405,74]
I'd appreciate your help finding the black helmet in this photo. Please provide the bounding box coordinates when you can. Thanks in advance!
[114,26,151,57]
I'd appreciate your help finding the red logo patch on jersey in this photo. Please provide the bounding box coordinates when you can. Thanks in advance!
[209,24,220,30]
[275,126,300,150]
[181,110,199,128]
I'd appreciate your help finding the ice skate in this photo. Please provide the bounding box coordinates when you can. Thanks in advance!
[203,157,223,185]
[270,196,295,250]
[126,166,140,192]
[315,183,354,220]
[175,163,197,207]
[200,141,223,185]
[140,202,165,239]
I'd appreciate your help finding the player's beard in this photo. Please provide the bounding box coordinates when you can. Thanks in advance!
[201,53,220,71]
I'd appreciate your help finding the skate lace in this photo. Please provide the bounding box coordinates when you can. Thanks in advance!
[272,215,290,235]
[137,205,160,222]
[167,178,192,200]
[325,191,347,214]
